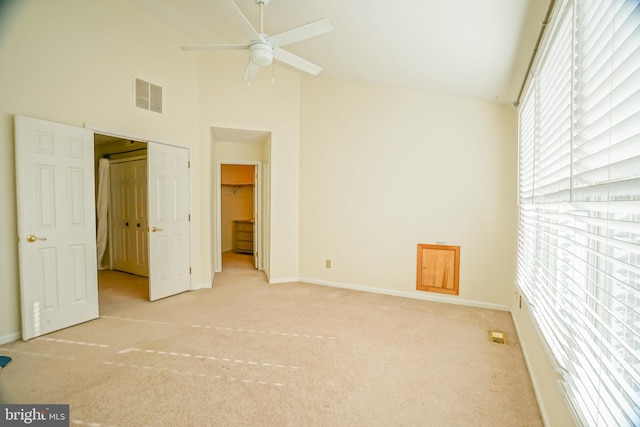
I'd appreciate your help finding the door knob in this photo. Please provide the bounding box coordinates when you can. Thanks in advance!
[26,234,47,243]
[150,226,164,232]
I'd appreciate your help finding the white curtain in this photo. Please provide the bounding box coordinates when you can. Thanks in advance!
[96,158,110,270]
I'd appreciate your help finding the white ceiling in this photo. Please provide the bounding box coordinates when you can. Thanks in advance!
[128,0,551,104]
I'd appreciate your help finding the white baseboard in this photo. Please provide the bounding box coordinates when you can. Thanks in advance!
[0,332,20,345]
[510,307,553,427]
[268,277,300,285]
[288,277,510,312]
[191,282,212,291]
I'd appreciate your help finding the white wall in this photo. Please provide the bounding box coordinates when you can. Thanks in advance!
[299,76,518,308]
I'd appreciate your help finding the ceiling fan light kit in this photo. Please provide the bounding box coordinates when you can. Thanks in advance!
[249,42,273,66]
[181,0,332,82]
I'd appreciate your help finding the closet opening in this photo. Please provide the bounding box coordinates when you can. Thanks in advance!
[220,163,256,271]
[95,134,149,306]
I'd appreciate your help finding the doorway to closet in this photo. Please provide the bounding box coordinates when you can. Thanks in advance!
[95,135,149,304]
[94,132,192,303]
[220,163,256,271]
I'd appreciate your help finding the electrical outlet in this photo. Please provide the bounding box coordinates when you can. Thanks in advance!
[325,259,331,268]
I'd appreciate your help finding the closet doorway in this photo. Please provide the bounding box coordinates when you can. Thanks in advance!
[95,133,192,302]
[220,163,257,270]
[95,135,149,304]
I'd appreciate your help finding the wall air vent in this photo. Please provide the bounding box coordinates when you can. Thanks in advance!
[135,78,163,114]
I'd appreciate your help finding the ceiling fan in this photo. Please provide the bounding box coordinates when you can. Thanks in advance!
[181,0,333,82]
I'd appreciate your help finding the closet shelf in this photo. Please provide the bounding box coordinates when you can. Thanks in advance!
[222,183,254,194]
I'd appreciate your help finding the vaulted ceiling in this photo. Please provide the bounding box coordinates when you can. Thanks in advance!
[128,0,551,104]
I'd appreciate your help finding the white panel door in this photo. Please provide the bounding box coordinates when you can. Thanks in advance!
[148,142,190,301]
[110,159,148,277]
[15,115,98,340]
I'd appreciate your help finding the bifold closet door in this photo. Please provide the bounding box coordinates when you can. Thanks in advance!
[110,159,148,277]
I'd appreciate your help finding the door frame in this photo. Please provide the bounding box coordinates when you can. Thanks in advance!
[90,124,193,294]
[216,159,262,272]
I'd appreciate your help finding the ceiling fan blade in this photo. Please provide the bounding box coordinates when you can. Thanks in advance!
[242,62,260,82]
[181,43,249,51]
[217,0,264,42]
[274,48,323,76]
[267,18,333,48]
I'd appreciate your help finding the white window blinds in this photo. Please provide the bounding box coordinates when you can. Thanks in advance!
[517,0,640,425]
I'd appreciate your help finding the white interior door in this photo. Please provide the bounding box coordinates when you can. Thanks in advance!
[110,159,148,277]
[148,142,191,301]
[15,115,98,340]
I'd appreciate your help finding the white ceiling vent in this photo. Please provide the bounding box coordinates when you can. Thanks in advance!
[135,78,162,114]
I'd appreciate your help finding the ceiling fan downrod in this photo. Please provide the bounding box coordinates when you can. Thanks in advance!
[256,0,270,34]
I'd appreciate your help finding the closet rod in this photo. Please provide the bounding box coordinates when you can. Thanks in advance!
[102,148,147,158]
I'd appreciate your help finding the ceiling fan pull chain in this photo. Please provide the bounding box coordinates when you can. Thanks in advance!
[272,62,275,84]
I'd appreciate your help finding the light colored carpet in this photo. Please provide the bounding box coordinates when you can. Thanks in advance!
[0,253,542,426]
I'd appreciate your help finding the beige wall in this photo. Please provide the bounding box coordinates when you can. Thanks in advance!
[0,0,200,340]
[299,76,518,308]
[0,1,575,424]
[197,51,301,281]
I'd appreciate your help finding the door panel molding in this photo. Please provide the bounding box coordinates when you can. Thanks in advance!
[148,142,191,300]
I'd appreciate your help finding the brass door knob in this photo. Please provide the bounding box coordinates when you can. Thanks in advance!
[26,234,47,243]
[150,226,164,232]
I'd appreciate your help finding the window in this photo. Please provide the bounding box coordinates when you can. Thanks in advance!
[517,0,640,425]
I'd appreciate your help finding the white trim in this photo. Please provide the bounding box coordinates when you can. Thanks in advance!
[191,282,212,291]
[0,332,20,345]
[510,306,553,427]
[84,123,150,144]
[280,277,511,312]
[84,123,185,148]
[268,277,300,285]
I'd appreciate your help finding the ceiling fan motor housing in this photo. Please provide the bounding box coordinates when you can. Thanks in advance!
[249,42,273,66]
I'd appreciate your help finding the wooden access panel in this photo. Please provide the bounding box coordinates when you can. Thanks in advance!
[416,244,460,295]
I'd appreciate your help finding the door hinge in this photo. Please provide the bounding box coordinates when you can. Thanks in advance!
[188,161,190,168]
[188,214,191,221]
[189,267,192,275]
